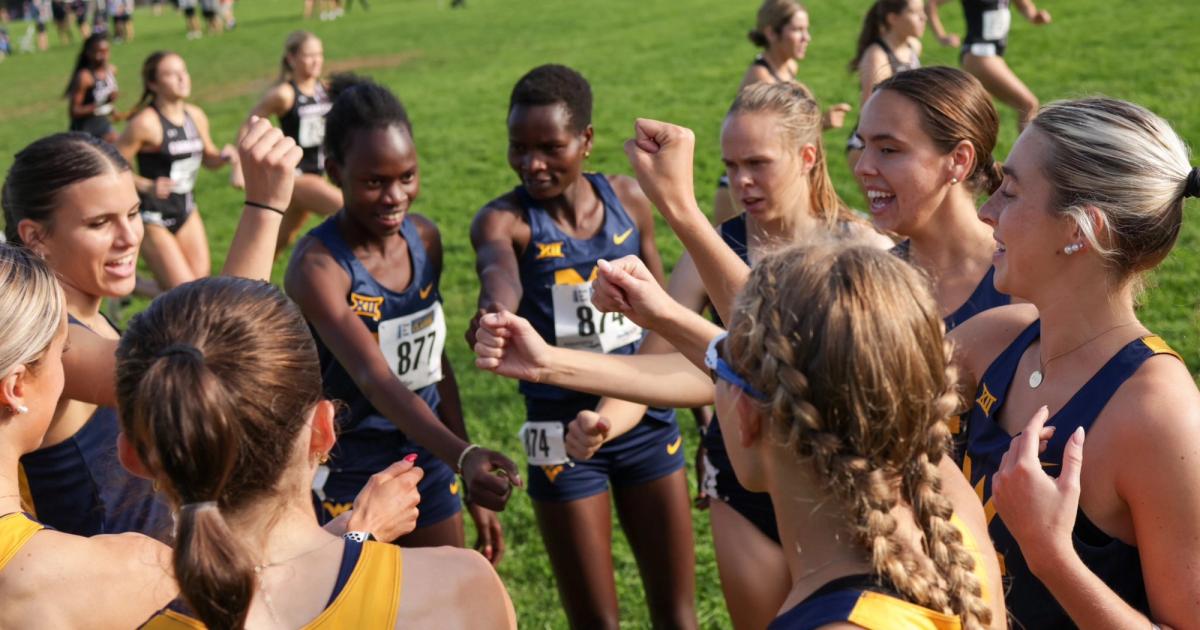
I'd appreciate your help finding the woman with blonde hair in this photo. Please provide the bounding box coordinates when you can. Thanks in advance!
[720,242,994,629]
[955,97,1200,628]
[244,30,341,256]
[712,0,851,224]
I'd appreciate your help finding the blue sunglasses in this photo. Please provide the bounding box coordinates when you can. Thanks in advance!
[705,332,767,401]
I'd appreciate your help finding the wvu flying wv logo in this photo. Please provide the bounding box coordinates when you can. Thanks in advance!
[322,501,354,519]
[542,464,565,483]
[349,292,384,322]
[536,242,565,260]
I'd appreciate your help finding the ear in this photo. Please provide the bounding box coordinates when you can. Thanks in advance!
[799,143,818,175]
[117,431,154,480]
[948,139,976,186]
[735,392,764,448]
[16,219,49,256]
[325,159,344,189]
[581,124,595,155]
[1067,205,1106,250]
[0,366,27,415]
[307,399,337,458]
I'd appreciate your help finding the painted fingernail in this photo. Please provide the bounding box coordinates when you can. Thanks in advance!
[404,453,418,463]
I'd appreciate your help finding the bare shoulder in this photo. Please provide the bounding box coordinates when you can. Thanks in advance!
[184,103,209,126]
[470,192,527,245]
[284,234,348,299]
[408,212,442,264]
[1100,351,1200,450]
[740,63,773,89]
[398,548,513,629]
[606,173,653,219]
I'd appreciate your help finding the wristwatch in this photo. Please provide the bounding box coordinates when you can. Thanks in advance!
[343,531,375,543]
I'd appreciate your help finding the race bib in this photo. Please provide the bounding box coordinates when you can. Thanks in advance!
[981,8,1011,41]
[298,115,325,148]
[94,103,114,117]
[519,421,569,466]
[551,281,642,353]
[377,302,446,390]
[169,155,202,195]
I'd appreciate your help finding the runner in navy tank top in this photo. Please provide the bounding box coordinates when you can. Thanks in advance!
[20,315,171,540]
[946,98,1200,629]
[245,31,342,257]
[468,64,695,628]
[286,77,517,557]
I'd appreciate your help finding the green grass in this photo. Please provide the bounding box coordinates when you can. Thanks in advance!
[1,0,1197,626]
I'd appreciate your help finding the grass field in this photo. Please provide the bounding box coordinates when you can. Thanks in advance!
[1,0,1197,627]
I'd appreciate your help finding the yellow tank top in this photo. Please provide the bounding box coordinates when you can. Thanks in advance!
[141,541,402,629]
[0,512,43,571]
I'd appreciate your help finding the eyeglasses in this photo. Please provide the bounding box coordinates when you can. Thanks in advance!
[705,332,768,401]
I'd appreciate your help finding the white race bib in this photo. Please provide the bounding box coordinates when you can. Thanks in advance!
[551,281,642,353]
[298,115,325,148]
[377,302,446,391]
[169,155,202,195]
[519,421,569,466]
[94,103,114,117]
[981,8,1011,41]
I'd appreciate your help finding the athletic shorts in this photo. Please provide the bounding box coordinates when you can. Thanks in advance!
[69,114,114,139]
[314,429,462,530]
[524,398,685,503]
[701,416,779,542]
[961,38,1007,59]
[140,191,196,234]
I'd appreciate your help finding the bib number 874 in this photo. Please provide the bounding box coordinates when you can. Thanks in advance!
[575,306,628,338]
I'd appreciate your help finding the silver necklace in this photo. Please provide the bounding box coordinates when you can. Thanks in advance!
[1029,321,1139,389]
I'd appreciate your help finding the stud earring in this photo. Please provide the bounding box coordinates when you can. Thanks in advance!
[950,177,959,185]
[318,452,330,465]
[1063,243,1083,255]
[10,405,28,415]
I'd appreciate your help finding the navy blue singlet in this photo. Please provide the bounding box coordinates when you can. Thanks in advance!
[700,214,780,542]
[891,240,1010,332]
[308,214,442,434]
[768,574,960,630]
[963,321,1180,628]
[19,315,171,540]
[514,172,670,424]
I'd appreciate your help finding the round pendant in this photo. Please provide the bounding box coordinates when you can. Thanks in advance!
[1028,370,1044,389]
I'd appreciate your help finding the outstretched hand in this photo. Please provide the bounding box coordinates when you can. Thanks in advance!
[591,256,678,330]
[238,116,302,212]
[473,310,553,383]
[623,118,699,221]
[992,406,1084,570]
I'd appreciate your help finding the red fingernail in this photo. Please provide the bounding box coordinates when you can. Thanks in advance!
[404,454,418,463]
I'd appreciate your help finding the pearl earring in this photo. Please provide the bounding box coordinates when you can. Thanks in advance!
[1063,243,1083,255]
[950,177,959,185]
[11,405,28,415]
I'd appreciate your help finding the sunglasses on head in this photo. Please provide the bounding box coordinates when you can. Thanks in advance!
[704,332,767,402]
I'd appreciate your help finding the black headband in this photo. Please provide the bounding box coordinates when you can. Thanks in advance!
[1185,167,1200,199]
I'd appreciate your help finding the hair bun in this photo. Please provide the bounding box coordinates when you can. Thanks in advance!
[748,29,768,47]
[1184,167,1200,199]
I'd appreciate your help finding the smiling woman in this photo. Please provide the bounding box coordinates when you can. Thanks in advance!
[467,64,695,629]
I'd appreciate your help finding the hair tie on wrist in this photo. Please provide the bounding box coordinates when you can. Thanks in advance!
[244,200,286,215]
[157,343,205,361]
[1184,167,1200,199]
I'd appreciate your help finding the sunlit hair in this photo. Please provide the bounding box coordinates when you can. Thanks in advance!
[0,244,64,380]
[874,67,1002,195]
[1031,97,1191,280]
[278,30,318,83]
[726,82,849,228]
[115,277,323,629]
[726,243,991,630]
[748,0,804,48]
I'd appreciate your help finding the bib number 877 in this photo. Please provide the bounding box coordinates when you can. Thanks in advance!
[397,330,437,375]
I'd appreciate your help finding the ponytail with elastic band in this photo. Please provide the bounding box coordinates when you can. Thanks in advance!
[1183,167,1200,198]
